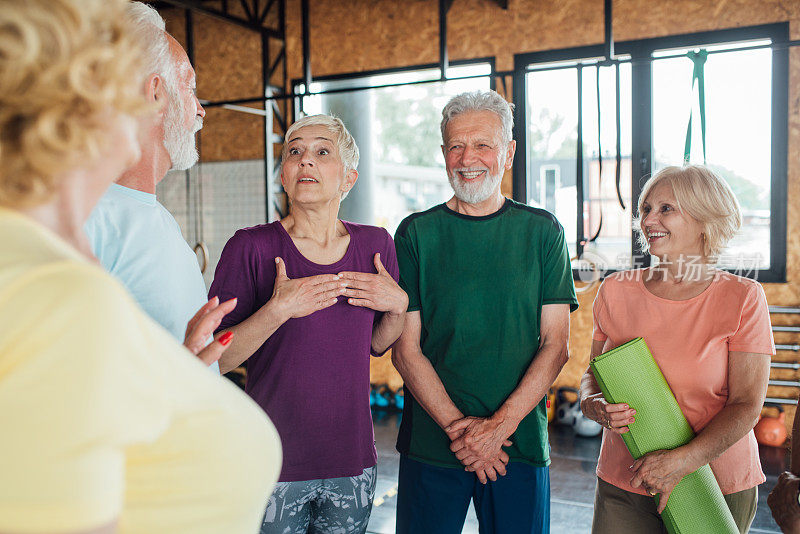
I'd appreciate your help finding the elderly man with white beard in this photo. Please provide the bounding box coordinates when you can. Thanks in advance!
[391,90,578,534]
[85,1,233,371]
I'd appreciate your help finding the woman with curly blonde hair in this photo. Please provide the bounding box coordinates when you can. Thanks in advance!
[0,1,280,532]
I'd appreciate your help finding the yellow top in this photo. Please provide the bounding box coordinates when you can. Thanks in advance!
[0,208,281,533]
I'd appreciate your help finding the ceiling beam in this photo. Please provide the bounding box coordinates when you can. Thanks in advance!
[157,0,282,37]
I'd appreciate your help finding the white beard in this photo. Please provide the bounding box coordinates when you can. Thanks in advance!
[447,166,503,204]
[163,90,202,171]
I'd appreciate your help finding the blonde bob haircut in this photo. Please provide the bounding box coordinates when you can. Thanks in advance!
[634,165,742,261]
[0,0,150,208]
[281,114,359,199]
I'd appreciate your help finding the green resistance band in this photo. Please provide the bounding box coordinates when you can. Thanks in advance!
[683,49,708,164]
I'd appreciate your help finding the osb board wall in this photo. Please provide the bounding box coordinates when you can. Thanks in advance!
[284,0,602,74]
[370,349,405,392]
[283,0,800,75]
[614,0,800,41]
[156,0,800,435]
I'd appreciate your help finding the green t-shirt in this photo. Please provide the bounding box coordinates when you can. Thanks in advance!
[394,198,578,468]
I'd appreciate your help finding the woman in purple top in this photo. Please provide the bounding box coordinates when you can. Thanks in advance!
[210,114,408,534]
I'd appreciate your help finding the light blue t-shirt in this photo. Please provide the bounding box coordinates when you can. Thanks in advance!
[85,183,219,373]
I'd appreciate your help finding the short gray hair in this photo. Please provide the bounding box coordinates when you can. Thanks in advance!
[283,115,359,173]
[282,114,359,199]
[441,90,514,144]
[125,2,176,89]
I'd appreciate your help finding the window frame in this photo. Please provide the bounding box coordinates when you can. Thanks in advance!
[292,57,497,119]
[512,23,789,283]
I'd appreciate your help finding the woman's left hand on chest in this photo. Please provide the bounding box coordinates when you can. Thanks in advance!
[338,252,408,315]
[629,448,692,513]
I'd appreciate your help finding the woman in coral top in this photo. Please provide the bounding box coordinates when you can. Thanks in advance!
[579,165,774,534]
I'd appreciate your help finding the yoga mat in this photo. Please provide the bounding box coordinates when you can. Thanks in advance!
[590,337,738,534]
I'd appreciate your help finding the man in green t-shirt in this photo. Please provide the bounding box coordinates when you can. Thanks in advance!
[392,90,578,534]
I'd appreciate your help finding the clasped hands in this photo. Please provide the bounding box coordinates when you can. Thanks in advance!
[269,252,406,320]
[445,415,516,484]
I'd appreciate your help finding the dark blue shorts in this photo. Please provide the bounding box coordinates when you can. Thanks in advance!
[396,455,550,534]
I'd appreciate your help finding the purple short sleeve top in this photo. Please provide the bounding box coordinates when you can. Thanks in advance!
[209,220,399,481]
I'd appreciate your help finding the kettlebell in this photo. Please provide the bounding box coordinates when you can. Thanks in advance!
[754,404,787,447]
[555,387,581,426]
[546,388,556,423]
[572,411,603,437]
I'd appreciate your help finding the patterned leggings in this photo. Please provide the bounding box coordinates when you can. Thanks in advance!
[260,465,377,534]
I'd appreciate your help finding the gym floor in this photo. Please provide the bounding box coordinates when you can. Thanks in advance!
[366,411,787,534]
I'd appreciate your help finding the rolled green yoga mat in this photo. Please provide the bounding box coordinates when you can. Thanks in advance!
[589,337,738,534]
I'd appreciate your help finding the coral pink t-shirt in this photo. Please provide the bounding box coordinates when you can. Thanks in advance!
[592,269,775,495]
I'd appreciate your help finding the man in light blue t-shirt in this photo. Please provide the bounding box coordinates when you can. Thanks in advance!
[85,2,232,371]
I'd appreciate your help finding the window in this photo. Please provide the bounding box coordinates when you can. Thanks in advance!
[294,61,492,235]
[652,41,773,272]
[513,23,788,282]
[520,60,633,271]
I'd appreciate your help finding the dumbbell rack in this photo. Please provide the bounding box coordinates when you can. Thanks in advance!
[766,306,800,406]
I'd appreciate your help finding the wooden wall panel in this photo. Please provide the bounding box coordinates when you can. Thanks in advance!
[195,13,264,161]
[199,109,265,162]
[284,0,602,75]
[773,45,800,304]
[193,14,262,102]
[370,349,405,392]
[614,0,800,41]
[286,0,440,77]
[447,0,602,71]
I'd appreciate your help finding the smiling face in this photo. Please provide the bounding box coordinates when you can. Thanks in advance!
[280,124,357,207]
[640,181,706,261]
[442,110,515,204]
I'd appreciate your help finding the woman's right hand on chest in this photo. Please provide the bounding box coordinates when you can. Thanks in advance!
[580,393,636,434]
[269,256,347,321]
